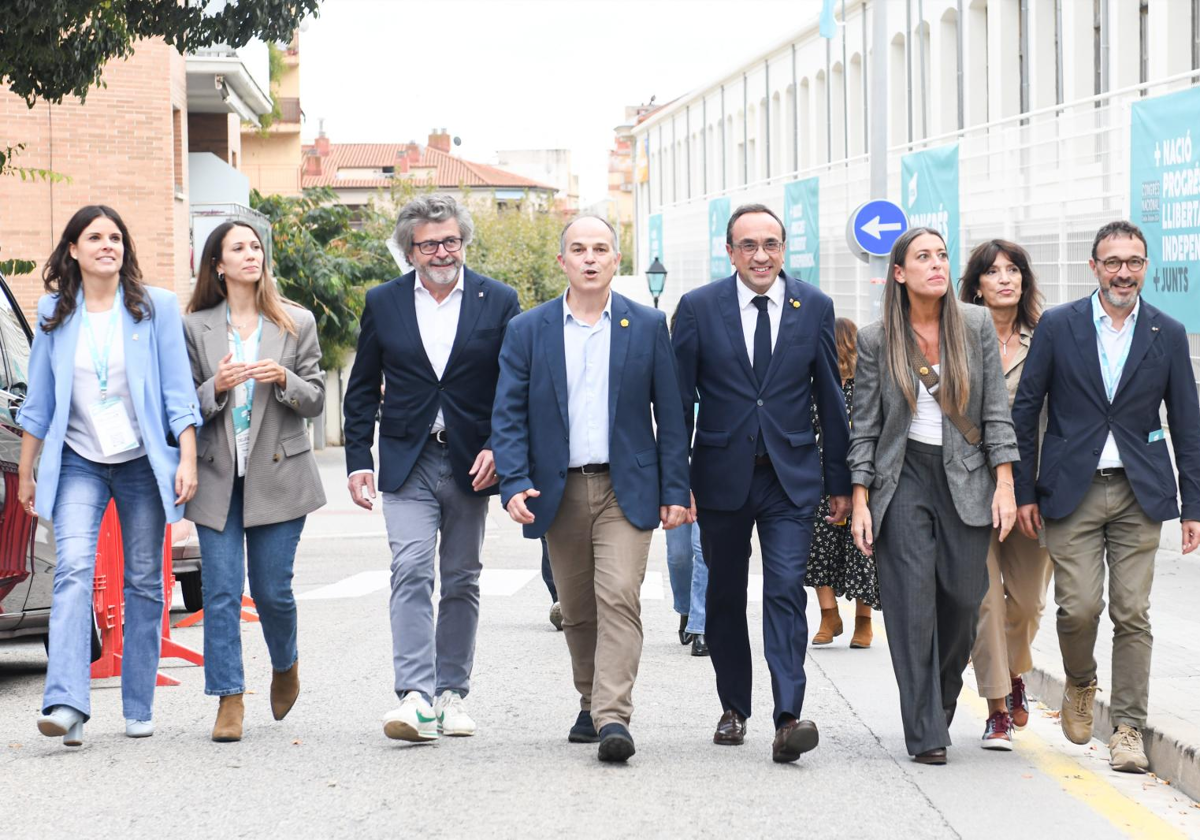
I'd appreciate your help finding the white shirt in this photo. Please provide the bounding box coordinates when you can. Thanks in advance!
[908,364,943,445]
[414,270,465,433]
[64,306,146,464]
[735,275,785,366]
[563,290,612,467]
[1092,291,1141,469]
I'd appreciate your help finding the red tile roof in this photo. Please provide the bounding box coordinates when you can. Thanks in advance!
[301,143,555,191]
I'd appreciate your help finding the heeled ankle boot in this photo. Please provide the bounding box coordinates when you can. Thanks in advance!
[212,694,244,742]
[271,660,300,721]
[812,608,843,645]
[850,615,874,649]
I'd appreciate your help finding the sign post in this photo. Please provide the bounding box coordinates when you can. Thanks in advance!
[847,199,909,263]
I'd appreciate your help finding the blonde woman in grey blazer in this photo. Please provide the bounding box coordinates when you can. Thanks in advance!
[847,227,1019,765]
[184,222,326,743]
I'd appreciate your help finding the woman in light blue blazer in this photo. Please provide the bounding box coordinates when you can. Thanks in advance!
[16,205,202,747]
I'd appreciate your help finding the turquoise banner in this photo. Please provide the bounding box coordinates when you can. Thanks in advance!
[709,197,731,281]
[784,177,820,286]
[648,213,663,267]
[900,143,960,284]
[1131,86,1200,331]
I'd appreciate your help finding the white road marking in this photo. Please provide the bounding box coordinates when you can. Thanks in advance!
[478,569,538,596]
[640,572,663,601]
[297,570,390,600]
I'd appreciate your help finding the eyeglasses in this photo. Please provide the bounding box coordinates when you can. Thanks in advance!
[413,237,464,255]
[735,239,783,255]
[1098,256,1147,273]
[983,265,1022,278]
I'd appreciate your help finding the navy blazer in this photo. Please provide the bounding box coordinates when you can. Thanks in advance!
[672,272,850,512]
[491,291,691,539]
[1012,295,1200,522]
[342,268,521,496]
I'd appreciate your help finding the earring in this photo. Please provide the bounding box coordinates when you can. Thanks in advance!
[974,293,982,302]
[217,271,225,284]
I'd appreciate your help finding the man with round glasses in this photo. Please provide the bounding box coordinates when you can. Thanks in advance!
[343,194,520,743]
[1012,220,1200,774]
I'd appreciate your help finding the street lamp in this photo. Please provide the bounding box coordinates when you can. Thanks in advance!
[645,257,667,309]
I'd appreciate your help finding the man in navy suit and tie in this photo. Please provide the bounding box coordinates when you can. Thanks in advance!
[1012,220,1200,774]
[673,203,850,763]
[343,194,520,743]
[491,215,690,763]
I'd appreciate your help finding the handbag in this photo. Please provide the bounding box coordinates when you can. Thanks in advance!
[907,343,996,479]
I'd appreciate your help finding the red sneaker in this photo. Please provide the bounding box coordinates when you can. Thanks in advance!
[981,710,1014,751]
[1008,675,1030,730]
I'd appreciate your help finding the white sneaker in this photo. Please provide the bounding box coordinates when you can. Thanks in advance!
[435,690,476,737]
[383,692,439,742]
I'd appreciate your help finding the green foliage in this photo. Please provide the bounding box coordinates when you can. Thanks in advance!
[251,188,395,369]
[253,42,286,134]
[0,143,72,183]
[469,198,567,311]
[0,258,37,277]
[619,223,634,275]
[0,0,319,107]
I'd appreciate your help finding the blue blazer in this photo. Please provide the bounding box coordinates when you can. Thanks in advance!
[342,268,521,496]
[17,286,203,523]
[1012,294,1200,522]
[672,272,850,512]
[491,291,691,539]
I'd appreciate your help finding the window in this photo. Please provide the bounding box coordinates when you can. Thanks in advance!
[0,283,31,419]
[1139,0,1148,86]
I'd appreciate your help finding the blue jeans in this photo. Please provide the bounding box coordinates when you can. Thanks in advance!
[196,477,306,695]
[43,447,166,721]
[665,521,708,634]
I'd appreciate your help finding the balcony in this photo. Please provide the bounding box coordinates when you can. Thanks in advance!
[278,97,303,124]
[186,41,272,125]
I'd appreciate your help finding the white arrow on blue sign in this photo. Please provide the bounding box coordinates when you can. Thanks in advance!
[847,200,909,259]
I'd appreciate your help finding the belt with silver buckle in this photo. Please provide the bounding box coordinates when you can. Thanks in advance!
[429,430,448,445]
[1096,466,1125,477]
[568,463,610,475]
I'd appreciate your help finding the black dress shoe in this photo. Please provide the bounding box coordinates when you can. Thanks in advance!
[597,723,636,762]
[713,709,747,745]
[914,747,948,765]
[678,614,693,646]
[772,719,819,763]
[568,710,599,743]
[690,634,710,657]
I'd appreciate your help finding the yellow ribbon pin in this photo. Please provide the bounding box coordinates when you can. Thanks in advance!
[919,366,929,375]
[620,318,629,327]
[791,299,800,309]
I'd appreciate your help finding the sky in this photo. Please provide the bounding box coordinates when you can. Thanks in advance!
[299,0,828,205]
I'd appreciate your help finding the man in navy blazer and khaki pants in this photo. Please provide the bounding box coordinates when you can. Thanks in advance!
[673,204,851,764]
[343,195,520,743]
[492,215,690,763]
[1013,220,1200,774]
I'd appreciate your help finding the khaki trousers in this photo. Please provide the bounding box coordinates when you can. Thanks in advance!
[1044,472,1160,728]
[544,473,653,730]
[971,529,1054,699]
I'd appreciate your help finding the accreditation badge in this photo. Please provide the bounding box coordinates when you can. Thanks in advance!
[89,398,139,457]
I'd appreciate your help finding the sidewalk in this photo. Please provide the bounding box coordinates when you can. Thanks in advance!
[1023,532,1200,801]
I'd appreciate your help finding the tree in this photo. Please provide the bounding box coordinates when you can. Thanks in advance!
[0,0,319,107]
[469,200,568,311]
[250,188,395,370]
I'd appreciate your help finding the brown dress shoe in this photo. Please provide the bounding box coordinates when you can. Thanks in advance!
[914,747,947,765]
[811,608,843,645]
[212,694,244,742]
[849,615,873,648]
[271,660,300,721]
[713,709,747,745]
[772,719,819,763]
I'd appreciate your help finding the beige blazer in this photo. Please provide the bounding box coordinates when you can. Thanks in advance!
[183,303,326,530]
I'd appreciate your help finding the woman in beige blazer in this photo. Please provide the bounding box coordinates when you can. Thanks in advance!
[184,221,326,742]
[959,239,1053,751]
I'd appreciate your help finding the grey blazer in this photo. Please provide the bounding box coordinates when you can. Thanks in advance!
[183,303,327,530]
[847,302,1020,529]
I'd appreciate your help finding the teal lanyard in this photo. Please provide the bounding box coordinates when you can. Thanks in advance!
[81,287,122,402]
[227,307,263,407]
[1095,310,1134,403]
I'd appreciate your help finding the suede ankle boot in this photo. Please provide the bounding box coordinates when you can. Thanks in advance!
[812,608,843,645]
[271,660,300,721]
[849,615,874,648]
[212,694,244,742]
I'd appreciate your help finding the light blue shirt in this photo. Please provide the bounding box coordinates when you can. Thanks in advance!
[563,289,612,467]
[1092,290,1141,469]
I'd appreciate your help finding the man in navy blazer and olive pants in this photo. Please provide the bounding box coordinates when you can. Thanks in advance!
[492,216,689,762]
[673,204,850,763]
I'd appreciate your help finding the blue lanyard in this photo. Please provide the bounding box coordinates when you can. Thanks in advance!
[1094,311,1134,403]
[81,286,122,402]
[227,307,263,405]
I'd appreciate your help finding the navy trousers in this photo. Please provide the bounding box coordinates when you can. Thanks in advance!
[698,462,815,728]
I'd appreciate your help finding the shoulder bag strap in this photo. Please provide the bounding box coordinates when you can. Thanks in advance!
[907,342,983,448]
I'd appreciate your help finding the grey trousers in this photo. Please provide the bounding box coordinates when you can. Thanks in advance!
[381,439,489,702]
[876,440,991,755]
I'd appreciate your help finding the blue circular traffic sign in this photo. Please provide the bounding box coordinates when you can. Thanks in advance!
[847,200,909,259]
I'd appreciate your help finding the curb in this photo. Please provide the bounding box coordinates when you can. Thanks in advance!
[1025,664,1200,803]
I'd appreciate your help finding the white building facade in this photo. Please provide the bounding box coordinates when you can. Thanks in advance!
[633,0,1200,374]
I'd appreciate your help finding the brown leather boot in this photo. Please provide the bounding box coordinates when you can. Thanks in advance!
[271,660,300,721]
[849,615,873,648]
[811,608,843,645]
[212,694,244,742]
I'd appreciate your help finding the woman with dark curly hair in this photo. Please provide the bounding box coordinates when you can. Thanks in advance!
[17,205,201,747]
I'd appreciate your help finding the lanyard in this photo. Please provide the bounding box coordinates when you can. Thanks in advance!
[1095,312,1134,403]
[227,307,263,406]
[81,287,122,402]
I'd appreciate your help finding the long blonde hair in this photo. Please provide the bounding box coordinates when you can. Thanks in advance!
[188,222,297,335]
[882,227,970,413]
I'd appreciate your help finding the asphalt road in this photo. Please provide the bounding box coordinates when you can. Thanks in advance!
[1,447,1197,839]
